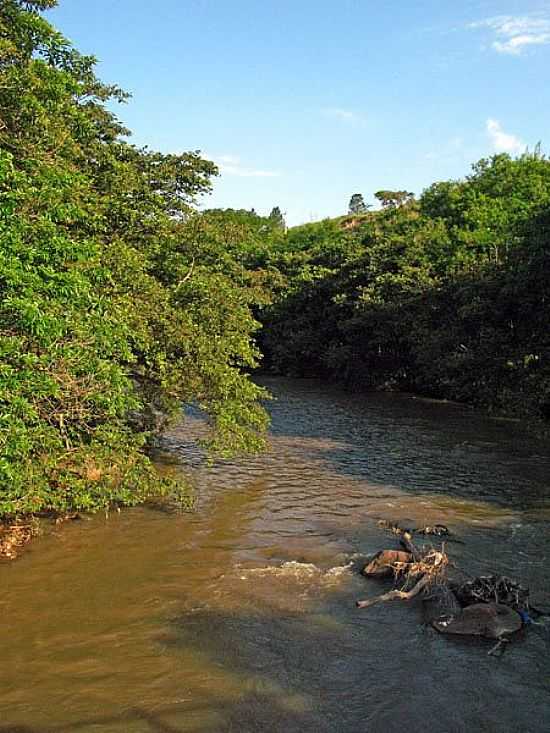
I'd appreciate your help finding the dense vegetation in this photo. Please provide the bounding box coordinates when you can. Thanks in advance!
[258,155,550,424]
[2,2,549,526]
[0,0,269,518]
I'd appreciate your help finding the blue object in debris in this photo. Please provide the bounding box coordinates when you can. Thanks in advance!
[518,609,533,625]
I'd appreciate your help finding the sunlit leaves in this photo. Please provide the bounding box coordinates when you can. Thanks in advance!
[0,2,269,518]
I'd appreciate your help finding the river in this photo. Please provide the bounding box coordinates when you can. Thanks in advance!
[1,377,550,732]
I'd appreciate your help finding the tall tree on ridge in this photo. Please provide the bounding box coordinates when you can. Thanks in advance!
[348,193,368,215]
[269,206,286,230]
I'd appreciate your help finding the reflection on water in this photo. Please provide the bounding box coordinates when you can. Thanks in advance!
[1,377,550,732]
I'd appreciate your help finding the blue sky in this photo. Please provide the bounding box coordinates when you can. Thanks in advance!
[50,0,550,225]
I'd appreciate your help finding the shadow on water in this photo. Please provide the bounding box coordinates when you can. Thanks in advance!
[2,591,550,733]
[0,700,321,733]
[0,705,238,733]
[137,592,550,731]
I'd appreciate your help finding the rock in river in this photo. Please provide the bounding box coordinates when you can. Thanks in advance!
[432,603,522,639]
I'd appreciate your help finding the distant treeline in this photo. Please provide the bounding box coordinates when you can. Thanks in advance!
[256,154,550,425]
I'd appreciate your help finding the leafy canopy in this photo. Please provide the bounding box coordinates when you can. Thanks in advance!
[0,0,269,517]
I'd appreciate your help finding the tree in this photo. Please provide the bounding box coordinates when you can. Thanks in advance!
[348,193,368,215]
[258,153,550,425]
[374,190,415,208]
[0,0,269,519]
[268,206,286,230]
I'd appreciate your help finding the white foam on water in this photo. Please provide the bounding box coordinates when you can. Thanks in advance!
[236,560,352,585]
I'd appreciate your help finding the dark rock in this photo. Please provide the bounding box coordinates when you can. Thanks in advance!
[432,603,522,639]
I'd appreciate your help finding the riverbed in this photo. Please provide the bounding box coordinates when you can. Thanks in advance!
[1,377,550,732]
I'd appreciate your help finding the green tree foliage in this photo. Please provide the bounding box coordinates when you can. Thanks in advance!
[260,153,550,425]
[348,193,368,215]
[0,1,269,517]
[374,190,415,208]
[3,1,549,527]
[268,206,286,230]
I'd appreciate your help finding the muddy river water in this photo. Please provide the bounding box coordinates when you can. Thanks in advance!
[1,377,550,732]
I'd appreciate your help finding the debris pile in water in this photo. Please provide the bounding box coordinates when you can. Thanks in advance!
[356,520,538,656]
[456,574,529,609]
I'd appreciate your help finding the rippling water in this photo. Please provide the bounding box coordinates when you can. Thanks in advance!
[1,377,550,732]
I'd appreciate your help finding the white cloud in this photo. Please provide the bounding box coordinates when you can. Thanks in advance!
[322,107,366,125]
[209,154,281,178]
[493,33,550,54]
[469,15,550,55]
[486,119,524,154]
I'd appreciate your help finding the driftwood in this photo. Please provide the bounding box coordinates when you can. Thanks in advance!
[357,530,447,609]
[357,574,431,609]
